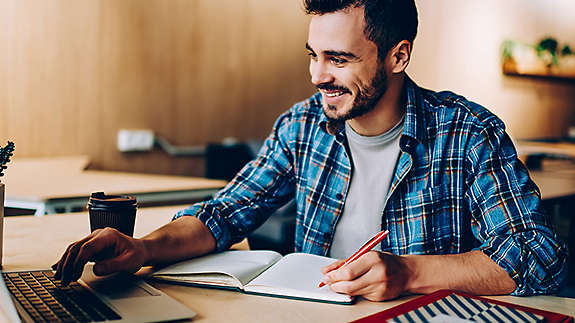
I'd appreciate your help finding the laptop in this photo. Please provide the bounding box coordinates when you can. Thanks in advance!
[0,264,196,322]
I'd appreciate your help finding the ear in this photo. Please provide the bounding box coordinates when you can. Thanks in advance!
[389,40,412,74]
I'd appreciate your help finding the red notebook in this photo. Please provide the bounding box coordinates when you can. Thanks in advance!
[351,290,573,323]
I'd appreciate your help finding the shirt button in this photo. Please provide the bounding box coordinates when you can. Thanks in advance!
[336,193,343,199]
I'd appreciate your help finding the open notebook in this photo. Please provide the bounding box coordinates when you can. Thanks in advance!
[149,250,354,304]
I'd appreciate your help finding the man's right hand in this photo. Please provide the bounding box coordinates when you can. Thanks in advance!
[52,227,149,286]
[52,216,217,286]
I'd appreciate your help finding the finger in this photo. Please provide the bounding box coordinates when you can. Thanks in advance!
[321,259,345,274]
[59,242,86,285]
[55,240,84,281]
[54,242,79,279]
[68,238,107,283]
[93,251,138,276]
[329,268,381,296]
[54,233,96,278]
[60,231,107,285]
[325,253,376,283]
[70,230,122,282]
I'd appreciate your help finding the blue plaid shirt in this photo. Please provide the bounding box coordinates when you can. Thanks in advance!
[175,77,567,296]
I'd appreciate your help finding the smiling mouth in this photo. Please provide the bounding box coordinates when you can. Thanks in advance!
[325,91,345,97]
[322,89,350,98]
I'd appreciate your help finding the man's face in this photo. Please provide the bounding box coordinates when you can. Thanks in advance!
[307,7,387,122]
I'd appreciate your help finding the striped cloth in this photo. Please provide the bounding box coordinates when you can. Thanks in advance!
[392,294,543,323]
[175,76,567,295]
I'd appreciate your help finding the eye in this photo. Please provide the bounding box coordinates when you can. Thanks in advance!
[307,51,317,60]
[330,57,347,66]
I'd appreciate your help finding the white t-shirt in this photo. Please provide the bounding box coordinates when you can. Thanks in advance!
[329,117,404,259]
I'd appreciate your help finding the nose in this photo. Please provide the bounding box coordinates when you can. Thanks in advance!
[309,59,334,86]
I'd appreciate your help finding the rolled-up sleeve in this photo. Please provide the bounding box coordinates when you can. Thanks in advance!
[173,110,297,251]
[465,122,568,295]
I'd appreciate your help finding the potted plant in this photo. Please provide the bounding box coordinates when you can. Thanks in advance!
[502,37,575,78]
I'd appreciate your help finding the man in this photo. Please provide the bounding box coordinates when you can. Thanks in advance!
[54,0,567,301]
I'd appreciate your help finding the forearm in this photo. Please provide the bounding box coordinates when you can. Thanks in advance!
[140,216,216,265]
[403,250,516,295]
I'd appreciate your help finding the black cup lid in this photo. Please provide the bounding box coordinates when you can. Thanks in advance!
[88,192,137,208]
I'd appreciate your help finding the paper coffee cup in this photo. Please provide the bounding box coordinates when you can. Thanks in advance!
[88,192,137,237]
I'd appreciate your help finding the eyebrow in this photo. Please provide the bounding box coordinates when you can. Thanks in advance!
[305,43,359,60]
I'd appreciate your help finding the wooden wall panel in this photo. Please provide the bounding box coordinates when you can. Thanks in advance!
[0,0,314,176]
[3,0,574,177]
[409,0,575,140]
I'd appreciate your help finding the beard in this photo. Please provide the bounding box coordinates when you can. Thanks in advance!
[319,64,388,124]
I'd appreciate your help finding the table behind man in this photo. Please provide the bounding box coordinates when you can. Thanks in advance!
[53,0,567,302]
[2,155,226,216]
[4,207,575,323]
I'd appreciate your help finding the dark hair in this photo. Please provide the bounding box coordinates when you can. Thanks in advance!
[303,0,418,62]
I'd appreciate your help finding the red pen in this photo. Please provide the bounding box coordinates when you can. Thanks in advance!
[318,229,390,288]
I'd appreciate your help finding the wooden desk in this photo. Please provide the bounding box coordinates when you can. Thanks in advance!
[517,141,575,160]
[3,206,575,322]
[516,141,575,201]
[530,170,575,201]
[527,160,575,285]
[2,156,226,216]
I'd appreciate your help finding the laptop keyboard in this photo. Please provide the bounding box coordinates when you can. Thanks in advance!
[3,271,122,322]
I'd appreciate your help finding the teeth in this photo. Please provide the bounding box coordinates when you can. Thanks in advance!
[325,91,344,97]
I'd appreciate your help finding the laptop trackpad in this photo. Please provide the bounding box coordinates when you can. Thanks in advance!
[81,264,160,299]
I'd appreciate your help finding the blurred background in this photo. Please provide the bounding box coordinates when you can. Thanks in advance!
[1,0,574,176]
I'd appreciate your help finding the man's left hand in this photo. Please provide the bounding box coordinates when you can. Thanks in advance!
[321,251,411,301]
